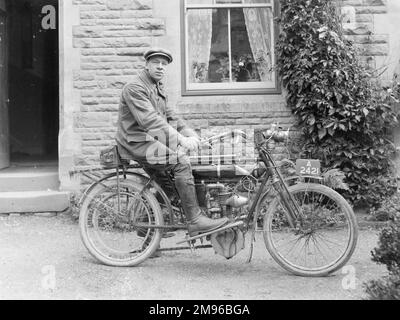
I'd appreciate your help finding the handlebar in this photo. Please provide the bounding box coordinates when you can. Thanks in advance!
[200,125,289,147]
[262,124,290,143]
[201,129,247,146]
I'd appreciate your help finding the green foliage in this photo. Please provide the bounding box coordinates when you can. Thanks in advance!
[365,220,400,299]
[365,269,400,300]
[370,193,400,222]
[70,193,81,221]
[276,0,398,207]
[322,169,349,191]
[371,222,400,273]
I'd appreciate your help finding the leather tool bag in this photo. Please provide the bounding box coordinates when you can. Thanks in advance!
[211,228,245,260]
[100,145,120,168]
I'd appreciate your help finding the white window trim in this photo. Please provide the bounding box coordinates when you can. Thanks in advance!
[182,0,279,96]
[185,3,273,9]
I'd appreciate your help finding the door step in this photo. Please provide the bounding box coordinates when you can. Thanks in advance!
[0,163,70,214]
[0,190,70,214]
[0,166,60,192]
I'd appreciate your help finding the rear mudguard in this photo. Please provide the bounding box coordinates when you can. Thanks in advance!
[79,171,174,221]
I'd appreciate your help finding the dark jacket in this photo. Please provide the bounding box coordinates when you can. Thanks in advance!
[116,69,198,160]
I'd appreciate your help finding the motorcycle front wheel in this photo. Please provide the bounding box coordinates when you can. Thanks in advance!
[259,183,358,277]
[79,178,163,267]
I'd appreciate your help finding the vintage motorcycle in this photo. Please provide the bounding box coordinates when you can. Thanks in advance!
[73,126,358,277]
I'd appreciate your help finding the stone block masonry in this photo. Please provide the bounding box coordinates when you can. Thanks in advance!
[72,0,165,166]
[70,0,391,169]
[341,0,389,69]
[70,0,294,167]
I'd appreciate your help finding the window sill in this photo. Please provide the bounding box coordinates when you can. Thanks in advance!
[182,87,282,97]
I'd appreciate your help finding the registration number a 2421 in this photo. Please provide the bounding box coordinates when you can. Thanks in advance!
[295,159,321,177]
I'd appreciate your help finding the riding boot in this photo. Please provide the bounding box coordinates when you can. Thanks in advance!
[175,176,229,237]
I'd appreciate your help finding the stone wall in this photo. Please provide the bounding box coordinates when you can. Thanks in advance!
[70,0,163,166]
[174,0,392,162]
[62,0,400,189]
[342,0,400,187]
[341,0,389,72]
[68,0,293,171]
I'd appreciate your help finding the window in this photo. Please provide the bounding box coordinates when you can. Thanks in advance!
[182,0,279,95]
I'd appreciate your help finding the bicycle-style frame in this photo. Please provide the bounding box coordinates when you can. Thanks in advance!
[75,129,358,274]
[76,136,301,240]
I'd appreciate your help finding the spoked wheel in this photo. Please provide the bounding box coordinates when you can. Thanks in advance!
[259,183,358,277]
[79,178,163,267]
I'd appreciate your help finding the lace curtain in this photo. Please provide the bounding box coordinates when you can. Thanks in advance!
[243,0,273,81]
[187,0,273,83]
[187,0,213,83]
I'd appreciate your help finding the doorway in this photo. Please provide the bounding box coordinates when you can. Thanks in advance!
[1,0,59,168]
[0,4,8,170]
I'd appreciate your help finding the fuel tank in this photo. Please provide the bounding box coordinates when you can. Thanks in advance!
[192,164,251,179]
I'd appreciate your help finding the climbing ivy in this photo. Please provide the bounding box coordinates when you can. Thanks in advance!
[276,0,398,207]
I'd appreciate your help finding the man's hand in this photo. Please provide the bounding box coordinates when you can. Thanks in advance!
[180,136,200,152]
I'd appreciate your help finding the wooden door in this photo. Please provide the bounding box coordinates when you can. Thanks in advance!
[0,9,9,170]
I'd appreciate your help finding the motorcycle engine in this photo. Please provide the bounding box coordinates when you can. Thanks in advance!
[195,177,254,220]
[194,176,255,259]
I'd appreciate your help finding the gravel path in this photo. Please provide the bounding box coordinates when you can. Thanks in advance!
[0,213,387,300]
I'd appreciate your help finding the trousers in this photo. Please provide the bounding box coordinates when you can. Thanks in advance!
[116,140,229,236]
[116,140,202,220]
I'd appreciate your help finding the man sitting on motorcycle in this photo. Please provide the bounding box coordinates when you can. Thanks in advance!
[115,47,229,237]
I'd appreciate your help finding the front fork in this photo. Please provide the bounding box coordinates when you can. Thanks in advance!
[259,148,303,229]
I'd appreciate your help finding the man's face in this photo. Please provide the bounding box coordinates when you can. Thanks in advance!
[145,56,169,82]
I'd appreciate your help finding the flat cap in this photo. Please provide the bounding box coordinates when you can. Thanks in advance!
[144,47,173,64]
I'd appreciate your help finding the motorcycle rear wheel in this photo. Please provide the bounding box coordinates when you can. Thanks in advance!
[260,183,358,277]
[79,178,163,267]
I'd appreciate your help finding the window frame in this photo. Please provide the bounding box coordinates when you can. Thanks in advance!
[180,0,281,96]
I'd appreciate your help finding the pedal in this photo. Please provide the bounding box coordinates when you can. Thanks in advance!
[176,221,244,245]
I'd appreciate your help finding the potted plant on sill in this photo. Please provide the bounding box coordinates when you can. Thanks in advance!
[232,54,263,82]
[216,56,231,82]
[192,61,209,83]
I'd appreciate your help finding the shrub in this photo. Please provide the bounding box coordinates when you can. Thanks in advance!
[369,193,400,222]
[365,269,400,300]
[371,222,400,273]
[365,220,400,299]
[276,0,398,208]
[70,193,81,221]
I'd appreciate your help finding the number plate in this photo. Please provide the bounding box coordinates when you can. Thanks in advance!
[295,159,321,177]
